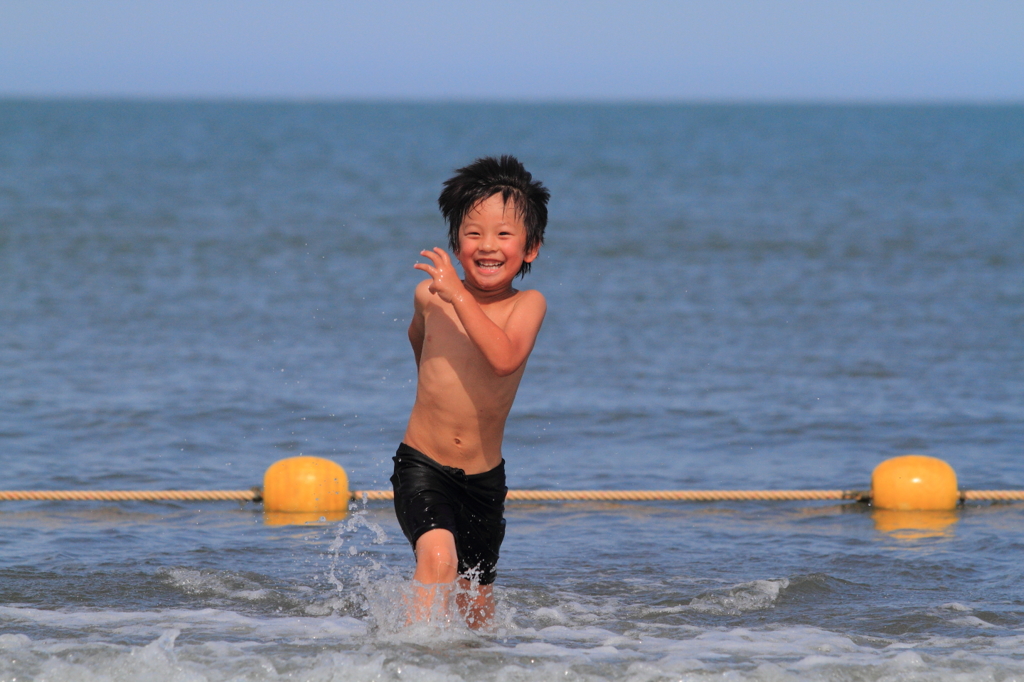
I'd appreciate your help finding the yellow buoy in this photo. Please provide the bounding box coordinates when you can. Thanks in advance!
[871,455,959,511]
[262,456,350,513]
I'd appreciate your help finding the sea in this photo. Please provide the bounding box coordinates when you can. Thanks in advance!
[1,101,1022,681]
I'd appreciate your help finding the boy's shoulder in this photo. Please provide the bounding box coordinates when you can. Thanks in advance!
[414,278,433,298]
[413,278,438,306]
[509,287,546,309]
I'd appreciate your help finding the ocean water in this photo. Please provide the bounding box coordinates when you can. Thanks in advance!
[1,101,1023,681]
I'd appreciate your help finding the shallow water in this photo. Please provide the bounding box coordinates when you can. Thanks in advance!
[1,101,1023,680]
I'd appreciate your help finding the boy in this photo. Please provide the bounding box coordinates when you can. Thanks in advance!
[390,155,549,628]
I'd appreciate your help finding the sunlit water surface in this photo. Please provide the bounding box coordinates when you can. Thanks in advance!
[1,102,1023,680]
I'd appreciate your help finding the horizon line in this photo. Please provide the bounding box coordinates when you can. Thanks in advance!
[2,94,1023,107]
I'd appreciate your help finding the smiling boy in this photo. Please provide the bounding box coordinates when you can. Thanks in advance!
[390,156,549,627]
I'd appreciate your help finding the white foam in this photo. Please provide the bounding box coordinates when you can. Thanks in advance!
[0,633,32,649]
[8,565,1023,682]
[3,607,1024,682]
[0,604,366,641]
[532,606,568,624]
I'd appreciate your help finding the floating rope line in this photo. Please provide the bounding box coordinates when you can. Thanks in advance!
[356,489,870,502]
[4,488,1022,503]
[0,490,259,502]
[512,489,866,502]
[962,490,1024,502]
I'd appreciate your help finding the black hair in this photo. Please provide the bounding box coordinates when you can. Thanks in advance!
[438,155,550,277]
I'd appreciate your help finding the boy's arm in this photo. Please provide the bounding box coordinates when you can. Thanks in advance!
[408,281,427,368]
[453,287,545,377]
[416,248,546,377]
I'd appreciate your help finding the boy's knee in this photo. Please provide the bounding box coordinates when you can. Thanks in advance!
[414,529,459,583]
[419,543,457,569]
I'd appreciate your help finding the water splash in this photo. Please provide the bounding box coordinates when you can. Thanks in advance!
[323,506,396,620]
[323,507,519,638]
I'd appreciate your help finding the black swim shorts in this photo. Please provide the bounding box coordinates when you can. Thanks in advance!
[390,443,507,585]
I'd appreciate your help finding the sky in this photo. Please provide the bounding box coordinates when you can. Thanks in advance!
[2,0,1022,102]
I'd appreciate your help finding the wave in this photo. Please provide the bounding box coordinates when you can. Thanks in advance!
[3,602,1024,681]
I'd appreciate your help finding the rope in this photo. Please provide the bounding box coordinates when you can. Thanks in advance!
[354,490,1024,502]
[355,490,398,501]
[509,489,866,501]
[0,490,259,502]
[2,489,1022,503]
[963,490,1024,502]
[351,489,869,502]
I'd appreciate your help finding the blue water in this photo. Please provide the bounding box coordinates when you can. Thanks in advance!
[1,101,1023,680]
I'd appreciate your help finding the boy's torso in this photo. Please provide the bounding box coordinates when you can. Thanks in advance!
[404,287,531,475]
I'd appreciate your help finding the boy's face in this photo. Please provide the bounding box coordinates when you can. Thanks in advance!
[455,193,538,292]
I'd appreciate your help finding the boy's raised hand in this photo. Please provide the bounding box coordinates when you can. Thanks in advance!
[415,247,465,304]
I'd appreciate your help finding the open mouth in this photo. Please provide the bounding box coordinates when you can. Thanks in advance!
[475,260,504,272]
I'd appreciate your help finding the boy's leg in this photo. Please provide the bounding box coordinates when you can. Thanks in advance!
[410,528,459,621]
[456,578,494,629]
[411,528,496,629]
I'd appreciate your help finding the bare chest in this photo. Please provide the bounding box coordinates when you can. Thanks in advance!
[425,298,514,342]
